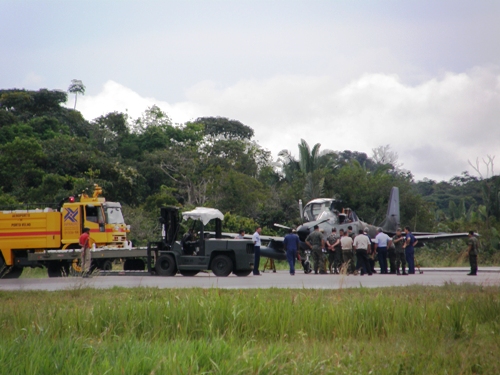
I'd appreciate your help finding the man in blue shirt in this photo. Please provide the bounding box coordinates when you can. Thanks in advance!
[252,227,262,276]
[404,226,418,274]
[283,229,300,275]
[374,228,392,274]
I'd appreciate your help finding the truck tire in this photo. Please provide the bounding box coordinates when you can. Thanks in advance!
[47,263,65,277]
[233,269,252,277]
[155,254,177,276]
[210,255,233,277]
[179,270,199,277]
[1,266,23,279]
[99,260,113,271]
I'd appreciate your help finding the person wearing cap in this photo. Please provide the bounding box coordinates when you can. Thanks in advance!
[306,225,326,274]
[79,227,92,278]
[326,228,340,274]
[374,228,392,274]
[392,228,407,275]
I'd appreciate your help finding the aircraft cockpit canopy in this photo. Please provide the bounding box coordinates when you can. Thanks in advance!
[303,198,358,224]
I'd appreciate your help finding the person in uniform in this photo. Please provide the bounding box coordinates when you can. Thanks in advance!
[306,225,326,274]
[236,229,245,239]
[283,228,300,275]
[404,226,418,274]
[363,228,377,274]
[388,242,397,274]
[392,228,407,275]
[353,229,372,276]
[79,227,91,278]
[340,229,355,275]
[466,231,479,276]
[326,228,340,274]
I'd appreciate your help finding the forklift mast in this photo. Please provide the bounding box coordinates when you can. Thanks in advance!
[159,207,180,249]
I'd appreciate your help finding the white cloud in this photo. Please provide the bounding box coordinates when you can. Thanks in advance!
[74,66,500,182]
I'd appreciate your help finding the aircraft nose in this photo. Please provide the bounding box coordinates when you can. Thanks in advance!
[297,225,310,241]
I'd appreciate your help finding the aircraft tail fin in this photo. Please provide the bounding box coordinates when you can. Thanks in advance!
[379,187,400,233]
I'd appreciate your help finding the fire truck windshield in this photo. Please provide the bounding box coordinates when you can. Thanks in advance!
[105,206,125,224]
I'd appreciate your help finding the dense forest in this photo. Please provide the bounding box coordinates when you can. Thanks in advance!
[1,88,499,260]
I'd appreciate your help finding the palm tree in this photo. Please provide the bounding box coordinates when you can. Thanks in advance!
[68,79,86,110]
[279,139,336,201]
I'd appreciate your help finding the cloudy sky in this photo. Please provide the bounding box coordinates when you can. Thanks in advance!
[1,0,499,181]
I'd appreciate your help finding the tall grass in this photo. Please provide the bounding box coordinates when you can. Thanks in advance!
[1,284,499,374]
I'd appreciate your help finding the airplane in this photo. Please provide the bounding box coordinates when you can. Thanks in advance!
[254,187,471,262]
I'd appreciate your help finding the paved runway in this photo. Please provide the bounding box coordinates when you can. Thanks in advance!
[1,268,500,291]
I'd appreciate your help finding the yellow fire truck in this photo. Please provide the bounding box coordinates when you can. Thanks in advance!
[0,185,146,278]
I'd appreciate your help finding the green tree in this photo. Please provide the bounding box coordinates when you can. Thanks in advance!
[279,139,337,201]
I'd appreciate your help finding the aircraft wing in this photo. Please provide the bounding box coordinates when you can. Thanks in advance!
[413,232,470,242]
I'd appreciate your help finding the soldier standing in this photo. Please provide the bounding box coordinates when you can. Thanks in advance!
[79,227,91,278]
[340,229,355,275]
[306,225,326,274]
[388,242,397,274]
[326,228,339,274]
[466,231,479,276]
[392,228,407,275]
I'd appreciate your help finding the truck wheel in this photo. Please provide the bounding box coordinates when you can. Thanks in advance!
[47,263,65,277]
[155,254,177,276]
[1,266,23,279]
[179,270,199,277]
[233,269,252,277]
[99,260,113,271]
[211,255,233,277]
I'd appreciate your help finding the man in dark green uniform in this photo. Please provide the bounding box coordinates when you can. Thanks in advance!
[467,231,479,276]
[306,225,326,274]
[392,228,407,275]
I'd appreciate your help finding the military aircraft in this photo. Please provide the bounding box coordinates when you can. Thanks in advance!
[256,187,470,261]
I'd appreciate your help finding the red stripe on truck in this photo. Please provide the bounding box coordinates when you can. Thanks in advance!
[0,231,61,237]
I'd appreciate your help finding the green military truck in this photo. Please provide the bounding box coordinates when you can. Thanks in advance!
[147,207,255,277]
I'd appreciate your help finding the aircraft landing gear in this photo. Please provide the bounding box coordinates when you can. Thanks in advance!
[301,251,312,274]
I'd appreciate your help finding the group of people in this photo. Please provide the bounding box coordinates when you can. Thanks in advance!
[283,225,420,276]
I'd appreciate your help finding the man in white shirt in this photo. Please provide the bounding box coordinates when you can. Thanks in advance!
[252,227,262,276]
[374,228,392,274]
[353,229,372,276]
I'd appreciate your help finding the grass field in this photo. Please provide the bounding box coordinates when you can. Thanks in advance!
[1,284,499,374]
